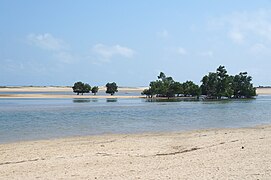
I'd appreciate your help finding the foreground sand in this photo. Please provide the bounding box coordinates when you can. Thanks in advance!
[0,126,270,179]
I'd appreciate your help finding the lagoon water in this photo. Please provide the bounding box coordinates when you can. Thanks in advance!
[1,95,271,143]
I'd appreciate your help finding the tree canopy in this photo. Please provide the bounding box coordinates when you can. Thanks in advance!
[200,66,256,99]
[72,65,256,99]
[106,82,118,95]
[91,86,99,95]
[232,72,256,98]
[142,72,200,98]
[72,82,91,95]
[143,66,256,99]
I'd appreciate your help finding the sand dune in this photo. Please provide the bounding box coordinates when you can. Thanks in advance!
[0,126,270,179]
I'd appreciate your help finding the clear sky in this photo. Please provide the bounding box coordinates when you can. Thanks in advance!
[1,0,271,86]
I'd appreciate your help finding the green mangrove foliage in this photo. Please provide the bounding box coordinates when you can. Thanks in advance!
[142,66,256,99]
[91,86,99,95]
[142,72,200,98]
[201,66,256,99]
[72,81,118,96]
[231,72,256,98]
[106,82,118,95]
[72,81,91,95]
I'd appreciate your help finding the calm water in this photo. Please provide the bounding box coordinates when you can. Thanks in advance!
[0,95,271,143]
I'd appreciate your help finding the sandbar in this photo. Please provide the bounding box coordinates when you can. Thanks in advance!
[0,86,146,99]
[0,87,270,99]
[0,86,147,92]
[256,87,271,95]
[0,94,144,99]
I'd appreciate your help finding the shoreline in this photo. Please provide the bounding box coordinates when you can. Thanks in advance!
[0,86,147,92]
[0,86,146,99]
[0,87,270,99]
[0,94,144,99]
[1,125,271,179]
[0,124,269,145]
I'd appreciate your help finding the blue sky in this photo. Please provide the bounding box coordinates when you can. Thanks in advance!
[1,0,271,86]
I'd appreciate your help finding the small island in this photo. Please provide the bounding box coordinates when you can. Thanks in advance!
[0,65,258,100]
[142,65,256,100]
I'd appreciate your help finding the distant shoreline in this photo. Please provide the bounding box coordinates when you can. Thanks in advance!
[0,94,144,99]
[0,86,147,92]
[0,86,146,98]
[0,86,270,98]
[255,87,271,95]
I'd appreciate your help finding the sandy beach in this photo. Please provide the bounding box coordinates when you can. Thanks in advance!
[0,125,270,179]
[0,86,270,99]
[0,94,144,99]
[0,86,147,92]
[256,88,271,95]
[0,86,146,99]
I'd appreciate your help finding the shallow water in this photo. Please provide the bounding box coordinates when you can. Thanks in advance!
[0,95,271,143]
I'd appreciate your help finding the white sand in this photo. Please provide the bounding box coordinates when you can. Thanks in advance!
[0,86,146,99]
[0,94,144,99]
[0,86,147,92]
[0,87,269,99]
[256,88,271,95]
[0,86,71,92]
[0,126,270,179]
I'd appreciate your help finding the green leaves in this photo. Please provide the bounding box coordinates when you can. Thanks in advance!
[142,72,200,98]
[232,72,256,98]
[91,86,99,95]
[201,66,256,99]
[106,82,118,95]
[72,82,91,95]
[144,66,256,99]
[182,81,201,97]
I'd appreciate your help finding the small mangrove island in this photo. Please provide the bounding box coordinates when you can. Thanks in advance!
[142,65,256,99]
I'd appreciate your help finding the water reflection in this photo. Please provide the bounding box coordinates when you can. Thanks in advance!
[144,97,256,103]
[145,98,199,103]
[201,98,255,104]
[91,98,98,102]
[106,98,117,103]
[72,99,98,103]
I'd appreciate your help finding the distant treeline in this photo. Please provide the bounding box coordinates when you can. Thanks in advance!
[258,86,271,88]
[72,82,118,95]
[142,65,256,99]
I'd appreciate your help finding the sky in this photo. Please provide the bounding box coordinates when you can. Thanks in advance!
[1,0,271,87]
